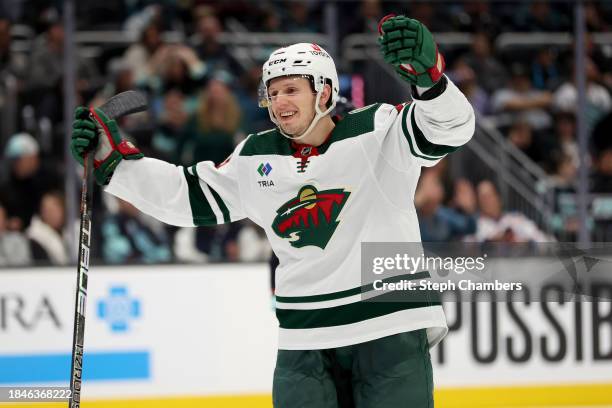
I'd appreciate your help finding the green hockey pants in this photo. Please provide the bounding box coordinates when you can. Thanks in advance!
[273,329,434,408]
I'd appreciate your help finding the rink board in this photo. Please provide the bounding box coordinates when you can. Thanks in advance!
[0,263,610,406]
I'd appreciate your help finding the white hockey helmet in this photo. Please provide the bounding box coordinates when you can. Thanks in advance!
[260,43,339,140]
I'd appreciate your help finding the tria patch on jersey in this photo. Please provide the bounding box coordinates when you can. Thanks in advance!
[258,180,275,188]
[272,185,350,249]
[257,162,273,176]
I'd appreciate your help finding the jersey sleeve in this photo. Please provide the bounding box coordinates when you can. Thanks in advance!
[389,75,475,167]
[105,140,247,227]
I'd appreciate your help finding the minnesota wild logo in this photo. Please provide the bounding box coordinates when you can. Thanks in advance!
[272,185,350,249]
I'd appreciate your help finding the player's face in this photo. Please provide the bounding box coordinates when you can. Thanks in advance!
[268,76,317,136]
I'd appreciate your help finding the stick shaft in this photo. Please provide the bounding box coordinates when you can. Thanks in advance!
[66,92,146,407]
[68,152,94,408]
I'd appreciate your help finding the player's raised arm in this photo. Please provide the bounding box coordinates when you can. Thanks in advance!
[71,106,246,227]
[378,14,475,166]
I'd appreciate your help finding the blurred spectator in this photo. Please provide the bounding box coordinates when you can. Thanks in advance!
[283,1,319,33]
[551,112,579,169]
[582,34,612,91]
[552,58,611,132]
[343,0,383,35]
[190,9,240,75]
[462,32,508,95]
[530,48,562,91]
[237,221,271,261]
[102,197,172,264]
[0,17,27,81]
[584,1,611,32]
[123,4,179,34]
[506,120,551,165]
[0,133,61,231]
[448,58,489,115]
[589,140,612,238]
[406,1,446,32]
[0,17,26,147]
[153,89,191,159]
[474,180,550,242]
[415,171,477,242]
[174,223,242,263]
[123,19,165,85]
[550,153,577,191]
[90,58,136,108]
[450,1,496,34]
[0,199,32,266]
[591,147,612,193]
[592,111,612,163]
[548,153,578,241]
[513,0,570,32]
[491,63,553,130]
[173,227,209,263]
[177,73,240,166]
[259,7,282,33]
[423,158,454,199]
[149,45,206,159]
[549,155,579,241]
[26,9,99,122]
[237,65,272,133]
[149,44,206,95]
[26,190,69,265]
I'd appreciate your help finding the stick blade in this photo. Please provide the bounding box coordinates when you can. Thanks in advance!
[97,90,148,119]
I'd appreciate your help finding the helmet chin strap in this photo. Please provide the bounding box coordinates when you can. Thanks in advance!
[268,92,336,141]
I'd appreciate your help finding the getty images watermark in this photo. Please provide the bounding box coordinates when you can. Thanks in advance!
[369,252,524,292]
[360,242,612,302]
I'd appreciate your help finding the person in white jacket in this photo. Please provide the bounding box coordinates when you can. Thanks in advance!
[27,191,70,265]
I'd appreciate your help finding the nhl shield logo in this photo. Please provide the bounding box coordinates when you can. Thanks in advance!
[272,185,350,249]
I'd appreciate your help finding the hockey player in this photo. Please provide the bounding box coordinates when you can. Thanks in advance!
[71,15,474,408]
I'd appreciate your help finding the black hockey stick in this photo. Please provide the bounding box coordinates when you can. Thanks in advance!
[68,91,147,408]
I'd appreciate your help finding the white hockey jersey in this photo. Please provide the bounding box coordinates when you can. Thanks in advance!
[106,76,475,350]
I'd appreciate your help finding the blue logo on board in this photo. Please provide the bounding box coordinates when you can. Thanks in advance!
[97,286,141,332]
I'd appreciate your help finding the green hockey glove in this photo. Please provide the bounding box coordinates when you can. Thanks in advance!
[378,14,445,88]
[71,106,143,185]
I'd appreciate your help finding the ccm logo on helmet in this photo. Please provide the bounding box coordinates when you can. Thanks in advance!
[269,58,287,66]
